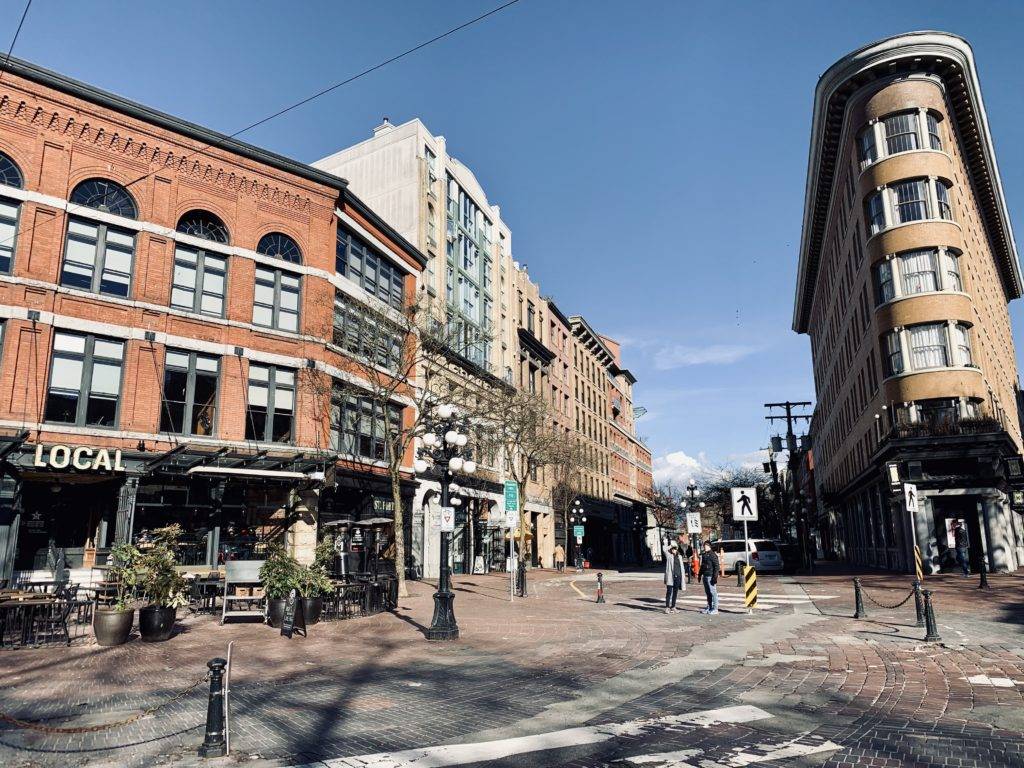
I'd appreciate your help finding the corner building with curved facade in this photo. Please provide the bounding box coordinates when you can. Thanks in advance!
[795,32,1024,574]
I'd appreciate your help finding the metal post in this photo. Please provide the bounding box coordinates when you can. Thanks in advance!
[596,572,605,603]
[923,589,941,642]
[853,577,867,619]
[426,464,459,641]
[198,658,227,758]
[979,559,990,590]
[912,580,925,628]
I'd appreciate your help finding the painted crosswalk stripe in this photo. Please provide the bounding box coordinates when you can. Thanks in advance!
[622,733,841,766]
[309,705,772,768]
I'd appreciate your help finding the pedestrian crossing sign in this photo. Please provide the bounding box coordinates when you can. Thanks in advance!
[730,487,758,521]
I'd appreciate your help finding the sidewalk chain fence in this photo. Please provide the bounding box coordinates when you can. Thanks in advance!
[0,673,209,735]
[861,585,917,610]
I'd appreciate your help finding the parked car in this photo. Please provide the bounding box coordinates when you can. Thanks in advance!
[775,542,801,574]
[711,539,784,574]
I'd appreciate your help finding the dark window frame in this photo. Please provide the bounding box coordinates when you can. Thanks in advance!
[44,331,125,428]
[331,387,402,462]
[171,244,227,317]
[160,348,221,437]
[176,210,230,244]
[246,364,295,444]
[253,266,301,332]
[61,216,136,297]
[336,226,405,310]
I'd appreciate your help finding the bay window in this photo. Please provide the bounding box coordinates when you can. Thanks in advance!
[926,113,943,150]
[945,252,962,291]
[883,321,976,377]
[892,179,929,224]
[936,181,953,220]
[884,331,904,376]
[161,350,219,436]
[45,332,123,427]
[865,178,955,237]
[909,323,948,368]
[954,323,973,366]
[884,112,920,154]
[253,267,300,332]
[866,192,886,235]
[875,260,894,304]
[246,364,294,443]
[857,127,877,168]
[899,249,938,294]
[873,248,964,305]
[857,109,944,168]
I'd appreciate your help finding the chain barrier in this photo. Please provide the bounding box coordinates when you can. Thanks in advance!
[862,587,916,610]
[0,673,209,735]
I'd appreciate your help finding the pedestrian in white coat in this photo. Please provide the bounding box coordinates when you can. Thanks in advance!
[663,538,687,613]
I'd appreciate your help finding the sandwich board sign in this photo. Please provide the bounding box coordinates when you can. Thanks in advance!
[731,487,758,521]
[440,506,455,532]
[686,512,702,534]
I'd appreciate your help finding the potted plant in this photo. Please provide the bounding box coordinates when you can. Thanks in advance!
[259,546,301,628]
[93,542,139,647]
[298,536,336,625]
[136,525,189,642]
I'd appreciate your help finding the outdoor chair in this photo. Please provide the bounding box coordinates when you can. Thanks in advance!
[30,597,75,646]
[221,560,265,624]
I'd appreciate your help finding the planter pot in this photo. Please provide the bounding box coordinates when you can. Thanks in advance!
[266,598,286,628]
[139,606,177,642]
[93,608,134,646]
[302,596,323,625]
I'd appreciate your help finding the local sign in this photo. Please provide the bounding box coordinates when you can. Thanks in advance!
[33,444,126,472]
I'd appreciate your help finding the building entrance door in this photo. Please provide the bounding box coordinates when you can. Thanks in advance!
[15,478,120,570]
[930,495,983,572]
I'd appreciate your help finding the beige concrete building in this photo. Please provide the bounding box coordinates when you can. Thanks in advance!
[795,32,1024,574]
[314,118,653,572]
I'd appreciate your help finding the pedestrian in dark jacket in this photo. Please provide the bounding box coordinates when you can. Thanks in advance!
[953,521,970,576]
[698,541,719,614]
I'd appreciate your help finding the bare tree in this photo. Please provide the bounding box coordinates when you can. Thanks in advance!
[644,481,683,548]
[309,287,485,599]
[476,389,571,563]
[697,465,773,537]
[549,432,590,550]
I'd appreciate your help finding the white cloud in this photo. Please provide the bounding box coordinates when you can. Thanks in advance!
[652,344,759,370]
[652,450,711,486]
[725,449,769,470]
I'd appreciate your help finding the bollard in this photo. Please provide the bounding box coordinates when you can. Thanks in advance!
[912,580,925,628]
[853,577,867,619]
[198,658,228,758]
[517,560,528,598]
[979,560,991,590]
[737,566,744,587]
[596,572,606,603]
[923,589,942,643]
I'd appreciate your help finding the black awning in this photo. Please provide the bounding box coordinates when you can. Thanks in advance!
[142,443,336,480]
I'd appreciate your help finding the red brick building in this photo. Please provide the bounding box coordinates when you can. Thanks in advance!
[0,57,425,583]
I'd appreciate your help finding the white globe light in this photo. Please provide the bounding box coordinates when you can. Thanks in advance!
[694,489,701,496]
[450,496,462,506]
[455,433,468,447]
[680,500,688,509]
[437,404,454,419]
[414,459,429,474]
[463,460,477,474]
[444,430,459,445]
[449,456,464,471]
[422,433,438,447]
[699,501,706,508]
[582,516,587,522]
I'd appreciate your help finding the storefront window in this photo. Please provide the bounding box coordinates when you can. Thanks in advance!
[160,349,220,436]
[45,331,124,427]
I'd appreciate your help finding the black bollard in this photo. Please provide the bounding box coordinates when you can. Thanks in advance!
[979,560,991,590]
[737,566,744,588]
[198,658,228,758]
[517,560,527,598]
[923,589,942,643]
[853,577,867,619]
[596,572,606,603]
[912,580,925,628]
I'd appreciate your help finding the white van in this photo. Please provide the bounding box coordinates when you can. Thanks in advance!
[712,539,783,574]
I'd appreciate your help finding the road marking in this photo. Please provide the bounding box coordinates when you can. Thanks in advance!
[569,580,586,598]
[315,705,772,768]
[622,734,841,766]
[965,674,1017,687]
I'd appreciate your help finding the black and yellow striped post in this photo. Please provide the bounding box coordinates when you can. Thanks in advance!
[742,565,757,612]
[913,545,924,583]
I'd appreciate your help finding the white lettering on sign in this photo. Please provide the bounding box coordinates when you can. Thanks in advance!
[34,444,125,472]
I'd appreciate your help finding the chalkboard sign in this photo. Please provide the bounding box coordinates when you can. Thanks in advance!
[280,588,306,639]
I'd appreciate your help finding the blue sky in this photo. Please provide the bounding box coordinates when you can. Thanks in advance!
[5,1,1024,483]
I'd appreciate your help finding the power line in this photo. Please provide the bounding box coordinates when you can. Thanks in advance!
[0,0,521,246]
[0,0,31,84]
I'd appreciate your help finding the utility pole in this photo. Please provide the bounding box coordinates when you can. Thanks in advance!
[765,401,813,572]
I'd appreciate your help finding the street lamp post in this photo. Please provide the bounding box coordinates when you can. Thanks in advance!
[569,500,586,572]
[680,479,706,558]
[414,403,477,642]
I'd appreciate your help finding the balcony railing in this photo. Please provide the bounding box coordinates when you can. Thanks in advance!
[884,414,1005,442]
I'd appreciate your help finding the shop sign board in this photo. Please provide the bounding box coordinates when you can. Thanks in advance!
[440,506,455,532]
[33,444,126,472]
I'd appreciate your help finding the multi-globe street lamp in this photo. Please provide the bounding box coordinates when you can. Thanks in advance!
[569,499,586,572]
[679,478,706,568]
[413,402,477,641]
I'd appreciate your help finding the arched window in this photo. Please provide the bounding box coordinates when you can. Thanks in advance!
[0,151,23,188]
[70,179,138,219]
[256,232,302,264]
[176,210,230,244]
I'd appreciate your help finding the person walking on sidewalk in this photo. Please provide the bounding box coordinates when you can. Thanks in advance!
[554,543,566,573]
[953,520,970,577]
[663,539,686,613]
[698,541,719,615]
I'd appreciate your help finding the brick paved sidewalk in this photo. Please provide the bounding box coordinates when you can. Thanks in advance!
[0,567,1022,767]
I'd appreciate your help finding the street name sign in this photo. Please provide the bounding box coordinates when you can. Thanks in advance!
[573,525,585,538]
[504,481,519,513]
[904,483,918,513]
[686,512,702,534]
[440,506,455,532]
[731,487,758,521]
